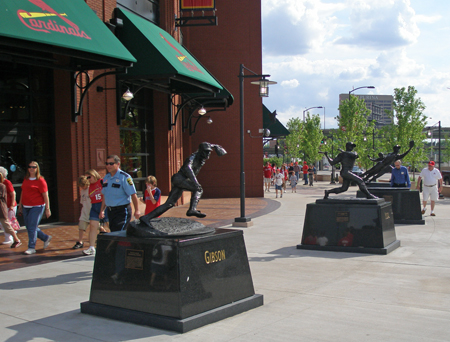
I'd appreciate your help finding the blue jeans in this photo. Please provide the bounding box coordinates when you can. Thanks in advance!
[303,173,308,184]
[23,206,49,249]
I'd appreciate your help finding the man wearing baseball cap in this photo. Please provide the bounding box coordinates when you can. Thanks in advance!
[415,161,443,216]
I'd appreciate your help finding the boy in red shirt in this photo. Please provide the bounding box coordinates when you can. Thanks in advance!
[140,175,161,215]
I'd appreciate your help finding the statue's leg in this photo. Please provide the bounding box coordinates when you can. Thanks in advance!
[186,188,205,218]
[139,187,184,225]
[324,178,350,199]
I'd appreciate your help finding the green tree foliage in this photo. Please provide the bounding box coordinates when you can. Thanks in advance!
[336,95,375,170]
[379,86,427,178]
[286,113,323,164]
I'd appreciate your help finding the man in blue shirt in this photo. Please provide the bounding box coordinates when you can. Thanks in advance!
[390,160,411,188]
[100,155,141,232]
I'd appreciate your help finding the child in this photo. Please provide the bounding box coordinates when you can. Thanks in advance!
[0,172,21,248]
[140,175,161,215]
[83,169,108,256]
[72,176,91,249]
[274,168,284,198]
[290,171,297,193]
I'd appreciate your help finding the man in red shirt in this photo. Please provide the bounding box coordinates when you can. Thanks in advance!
[302,161,309,185]
[263,162,272,192]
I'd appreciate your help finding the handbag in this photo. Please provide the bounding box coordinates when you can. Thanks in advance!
[8,209,20,231]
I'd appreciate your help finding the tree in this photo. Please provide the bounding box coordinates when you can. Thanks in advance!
[379,86,427,179]
[286,113,323,164]
[336,95,375,170]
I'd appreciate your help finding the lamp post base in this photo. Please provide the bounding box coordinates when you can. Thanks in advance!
[233,217,253,228]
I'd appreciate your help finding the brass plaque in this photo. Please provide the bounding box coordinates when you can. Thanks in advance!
[125,249,144,270]
[383,195,393,203]
[336,211,350,222]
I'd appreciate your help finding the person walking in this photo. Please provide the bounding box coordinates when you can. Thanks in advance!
[263,162,272,192]
[0,172,21,248]
[293,162,301,181]
[72,175,91,250]
[274,168,284,198]
[18,161,52,255]
[415,161,442,216]
[100,155,140,232]
[0,166,16,245]
[390,160,411,188]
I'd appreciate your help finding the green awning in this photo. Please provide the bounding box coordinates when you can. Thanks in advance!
[115,8,222,94]
[187,86,234,109]
[263,105,290,137]
[0,0,136,70]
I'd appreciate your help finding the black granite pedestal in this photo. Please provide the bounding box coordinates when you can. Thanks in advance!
[297,198,400,255]
[81,229,263,333]
[357,187,424,224]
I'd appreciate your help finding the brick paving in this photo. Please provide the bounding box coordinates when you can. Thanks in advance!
[0,197,276,272]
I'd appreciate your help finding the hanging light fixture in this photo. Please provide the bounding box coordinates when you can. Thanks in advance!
[251,77,277,97]
[122,89,134,101]
[206,117,213,124]
[198,106,207,115]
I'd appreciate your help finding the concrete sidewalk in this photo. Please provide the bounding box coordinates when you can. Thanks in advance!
[1,182,450,341]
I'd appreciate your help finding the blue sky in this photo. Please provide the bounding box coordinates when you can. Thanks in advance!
[261,0,450,129]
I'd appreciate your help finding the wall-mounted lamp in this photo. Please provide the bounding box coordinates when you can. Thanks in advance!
[198,106,207,115]
[247,128,270,138]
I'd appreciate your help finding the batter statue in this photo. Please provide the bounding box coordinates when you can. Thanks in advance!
[139,142,227,227]
[323,142,377,200]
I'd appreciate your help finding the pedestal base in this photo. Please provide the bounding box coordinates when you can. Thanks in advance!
[81,228,262,332]
[297,198,399,254]
[357,187,424,224]
[81,294,263,333]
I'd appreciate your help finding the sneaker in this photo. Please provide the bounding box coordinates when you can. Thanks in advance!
[24,248,36,255]
[83,247,96,256]
[280,194,283,198]
[421,208,426,214]
[276,195,278,198]
[431,212,436,216]
[72,241,84,249]
[2,240,13,245]
[43,235,52,249]
[11,241,22,248]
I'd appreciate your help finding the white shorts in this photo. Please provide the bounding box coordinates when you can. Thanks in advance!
[264,178,271,184]
[423,185,438,202]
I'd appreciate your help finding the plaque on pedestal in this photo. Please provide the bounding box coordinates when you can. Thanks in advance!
[297,198,400,255]
[357,187,424,224]
[81,228,263,333]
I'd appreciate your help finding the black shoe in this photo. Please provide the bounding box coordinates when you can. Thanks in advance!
[186,209,207,218]
[72,242,83,249]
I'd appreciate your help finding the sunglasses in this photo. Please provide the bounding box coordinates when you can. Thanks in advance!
[86,176,91,179]
[28,166,37,169]
[105,162,116,166]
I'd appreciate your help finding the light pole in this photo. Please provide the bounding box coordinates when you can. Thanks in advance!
[348,85,375,99]
[234,64,276,228]
[323,107,326,130]
[330,134,336,184]
[303,106,323,122]
[427,121,441,171]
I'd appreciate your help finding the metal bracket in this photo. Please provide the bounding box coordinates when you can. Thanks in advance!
[72,68,128,123]
[175,16,217,27]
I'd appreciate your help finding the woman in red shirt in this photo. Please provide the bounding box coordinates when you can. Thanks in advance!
[0,166,16,245]
[18,161,52,255]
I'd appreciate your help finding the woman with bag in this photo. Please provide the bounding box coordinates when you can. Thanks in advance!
[0,172,21,248]
[0,166,17,245]
[18,161,52,255]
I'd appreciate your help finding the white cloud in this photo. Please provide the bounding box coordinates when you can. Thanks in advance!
[281,79,299,88]
[335,0,420,49]
[415,14,441,24]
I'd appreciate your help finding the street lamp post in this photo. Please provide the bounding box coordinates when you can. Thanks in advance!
[330,134,336,184]
[348,85,375,99]
[233,64,276,228]
[303,106,323,122]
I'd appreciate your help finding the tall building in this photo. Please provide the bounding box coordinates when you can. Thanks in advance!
[339,94,394,127]
[0,0,264,223]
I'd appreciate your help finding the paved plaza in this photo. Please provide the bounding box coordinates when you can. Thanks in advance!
[1,181,450,341]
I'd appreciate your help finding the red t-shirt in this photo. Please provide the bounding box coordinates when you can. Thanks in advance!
[144,187,161,215]
[3,179,16,207]
[338,233,354,247]
[89,179,104,204]
[263,166,272,178]
[21,177,48,206]
[302,164,309,174]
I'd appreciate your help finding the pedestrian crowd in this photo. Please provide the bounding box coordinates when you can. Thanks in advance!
[0,155,161,256]
[264,161,316,198]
